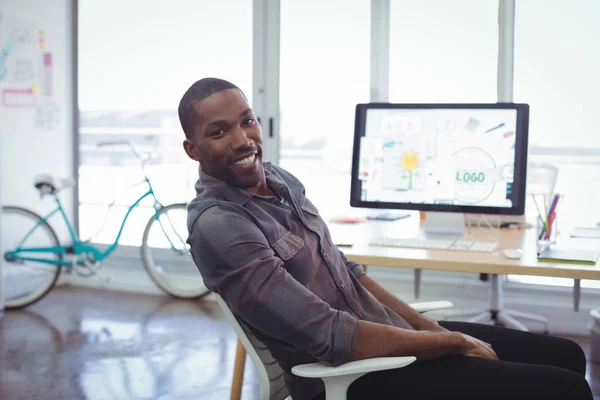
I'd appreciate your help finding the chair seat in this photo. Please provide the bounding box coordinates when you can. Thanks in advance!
[34,174,75,195]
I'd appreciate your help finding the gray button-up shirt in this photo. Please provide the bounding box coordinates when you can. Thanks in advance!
[187,162,413,400]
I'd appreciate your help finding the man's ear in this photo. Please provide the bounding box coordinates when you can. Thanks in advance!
[183,139,202,162]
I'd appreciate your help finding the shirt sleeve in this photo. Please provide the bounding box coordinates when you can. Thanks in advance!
[338,249,366,279]
[188,205,359,366]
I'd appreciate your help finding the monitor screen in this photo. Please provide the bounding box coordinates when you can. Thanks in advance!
[350,103,529,215]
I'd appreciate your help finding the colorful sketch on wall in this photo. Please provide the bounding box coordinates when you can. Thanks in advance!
[35,101,60,130]
[42,52,52,96]
[2,88,35,107]
[0,41,12,81]
[7,20,34,46]
[13,57,34,82]
[0,15,58,129]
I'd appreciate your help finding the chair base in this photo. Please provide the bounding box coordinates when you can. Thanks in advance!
[444,308,549,333]
[442,274,549,333]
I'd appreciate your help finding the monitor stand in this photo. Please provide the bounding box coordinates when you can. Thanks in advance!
[423,211,465,238]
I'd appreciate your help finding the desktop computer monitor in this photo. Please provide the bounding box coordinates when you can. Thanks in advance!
[350,103,530,235]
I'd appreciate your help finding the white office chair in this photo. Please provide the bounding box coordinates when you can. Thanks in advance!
[215,293,452,400]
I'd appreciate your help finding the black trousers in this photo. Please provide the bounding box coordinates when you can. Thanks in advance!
[313,321,592,400]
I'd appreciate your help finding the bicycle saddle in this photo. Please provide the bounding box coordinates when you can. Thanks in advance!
[34,174,75,196]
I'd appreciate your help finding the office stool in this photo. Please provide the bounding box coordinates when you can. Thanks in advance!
[443,274,549,332]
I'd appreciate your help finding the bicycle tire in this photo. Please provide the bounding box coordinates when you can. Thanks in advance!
[141,203,210,299]
[1,206,62,309]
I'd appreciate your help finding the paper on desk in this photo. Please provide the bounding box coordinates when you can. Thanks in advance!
[570,227,600,239]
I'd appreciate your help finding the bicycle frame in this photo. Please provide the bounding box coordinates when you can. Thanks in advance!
[5,176,172,267]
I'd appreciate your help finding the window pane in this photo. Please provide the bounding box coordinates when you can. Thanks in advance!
[279,0,370,219]
[389,0,499,103]
[78,0,252,245]
[514,0,600,149]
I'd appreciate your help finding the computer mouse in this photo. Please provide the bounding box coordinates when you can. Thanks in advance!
[503,248,523,260]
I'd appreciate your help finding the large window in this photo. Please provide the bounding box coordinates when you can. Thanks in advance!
[510,0,600,288]
[75,0,600,292]
[78,0,253,245]
[278,0,371,219]
[389,0,499,103]
[514,0,600,149]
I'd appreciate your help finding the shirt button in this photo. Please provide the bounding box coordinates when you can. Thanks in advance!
[340,283,345,289]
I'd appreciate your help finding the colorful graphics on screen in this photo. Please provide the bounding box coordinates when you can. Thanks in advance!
[358,108,518,208]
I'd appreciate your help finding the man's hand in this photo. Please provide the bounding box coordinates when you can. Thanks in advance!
[459,333,498,360]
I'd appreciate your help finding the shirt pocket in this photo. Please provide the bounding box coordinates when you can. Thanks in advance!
[300,198,323,230]
[301,198,332,245]
[271,231,305,261]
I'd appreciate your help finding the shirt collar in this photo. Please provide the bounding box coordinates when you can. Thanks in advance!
[196,162,285,206]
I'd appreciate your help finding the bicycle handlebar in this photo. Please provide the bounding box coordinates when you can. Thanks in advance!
[96,139,153,164]
[97,140,130,147]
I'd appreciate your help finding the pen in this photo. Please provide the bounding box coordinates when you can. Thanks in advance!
[532,195,546,239]
[545,194,562,240]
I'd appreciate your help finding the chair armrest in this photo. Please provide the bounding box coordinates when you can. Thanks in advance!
[409,300,453,313]
[291,356,416,379]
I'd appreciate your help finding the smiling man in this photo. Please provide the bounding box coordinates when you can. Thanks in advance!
[180,78,592,400]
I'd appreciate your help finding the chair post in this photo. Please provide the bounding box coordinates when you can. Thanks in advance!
[322,373,368,400]
[231,339,247,400]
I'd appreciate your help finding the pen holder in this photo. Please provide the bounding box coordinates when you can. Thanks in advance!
[537,215,558,251]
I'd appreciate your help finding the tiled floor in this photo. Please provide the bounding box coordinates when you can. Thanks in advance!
[1,286,600,399]
[0,287,260,400]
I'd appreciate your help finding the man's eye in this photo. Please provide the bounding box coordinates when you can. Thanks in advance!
[211,129,224,137]
[243,118,254,126]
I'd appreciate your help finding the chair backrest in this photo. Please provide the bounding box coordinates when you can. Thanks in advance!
[214,293,290,400]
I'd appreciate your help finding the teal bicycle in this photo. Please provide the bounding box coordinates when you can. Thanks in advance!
[2,140,209,309]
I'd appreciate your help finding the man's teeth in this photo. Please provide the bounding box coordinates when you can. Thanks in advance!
[233,155,256,166]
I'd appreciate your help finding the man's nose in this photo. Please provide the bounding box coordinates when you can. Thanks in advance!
[231,126,253,149]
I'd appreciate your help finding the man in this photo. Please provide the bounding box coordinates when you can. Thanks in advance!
[181,77,592,400]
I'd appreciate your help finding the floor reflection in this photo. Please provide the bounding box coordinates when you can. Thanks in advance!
[0,287,259,400]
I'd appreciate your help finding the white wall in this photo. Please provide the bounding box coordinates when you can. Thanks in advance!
[0,0,74,236]
[0,0,74,310]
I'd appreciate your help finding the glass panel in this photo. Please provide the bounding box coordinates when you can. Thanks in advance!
[389,0,499,103]
[78,0,253,245]
[510,1,600,286]
[279,0,371,219]
[514,0,600,149]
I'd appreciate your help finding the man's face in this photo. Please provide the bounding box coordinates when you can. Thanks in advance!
[183,89,265,191]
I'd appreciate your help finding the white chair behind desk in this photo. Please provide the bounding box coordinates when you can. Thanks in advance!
[436,163,559,331]
[214,293,452,400]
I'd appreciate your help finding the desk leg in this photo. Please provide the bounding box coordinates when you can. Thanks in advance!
[574,279,581,312]
[231,339,247,400]
[362,264,368,274]
[414,269,422,300]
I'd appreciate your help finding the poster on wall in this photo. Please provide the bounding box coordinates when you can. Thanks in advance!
[0,11,58,128]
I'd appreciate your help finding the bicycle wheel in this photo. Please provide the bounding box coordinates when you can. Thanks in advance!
[141,203,210,299]
[1,206,62,309]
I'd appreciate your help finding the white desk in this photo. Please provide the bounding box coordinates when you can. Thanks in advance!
[329,215,600,330]
[329,216,600,281]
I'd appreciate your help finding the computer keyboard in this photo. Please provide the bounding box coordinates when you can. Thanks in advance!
[369,236,499,253]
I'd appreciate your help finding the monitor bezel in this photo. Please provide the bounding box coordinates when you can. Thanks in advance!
[350,102,529,216]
